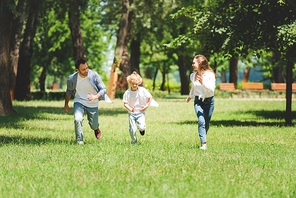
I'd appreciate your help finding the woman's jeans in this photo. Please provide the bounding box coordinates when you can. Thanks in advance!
[194,96,215,144]
[129,112,146,143]
[74,102,99,142]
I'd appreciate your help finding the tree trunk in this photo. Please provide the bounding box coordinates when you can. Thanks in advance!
[15,0,39,101]
[107,0,129,99]
[272,51,284,83]
[130,32,141,74]
[285,53,293,126]
[152,67,158,91]
[242,66,251,82]
[178,26,189,95]
[221,69,226,83]
[0,0,16,115]
[39,56,54,91]
[160,64,166,91]
[118,10,133,91]
[229,56,238,88]
[68,0,85,61]
[9,0,27,102]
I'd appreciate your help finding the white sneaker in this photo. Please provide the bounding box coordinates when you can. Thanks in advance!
[200,144,207,150]
[77,141,84,145]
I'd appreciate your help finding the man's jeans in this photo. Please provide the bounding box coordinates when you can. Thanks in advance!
[194,96,215,144]
[74,102,99,142]
[129,112,146,143]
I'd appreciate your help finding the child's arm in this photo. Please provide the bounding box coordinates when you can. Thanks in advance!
[124,102,135,112]
[140,97,152,112]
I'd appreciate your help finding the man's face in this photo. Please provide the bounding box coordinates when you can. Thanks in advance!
[77,63,89,78]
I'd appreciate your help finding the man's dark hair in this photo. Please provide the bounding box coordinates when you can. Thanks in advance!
[75,58,87,70]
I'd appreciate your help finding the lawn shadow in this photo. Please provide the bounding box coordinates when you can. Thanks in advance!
[0,135,73,146]
[174,110,295,127]
[1,106,126,129]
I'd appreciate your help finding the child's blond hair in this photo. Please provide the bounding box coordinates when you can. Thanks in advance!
[126,71,142,85]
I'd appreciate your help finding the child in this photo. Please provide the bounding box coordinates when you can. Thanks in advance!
[123,71,152,144]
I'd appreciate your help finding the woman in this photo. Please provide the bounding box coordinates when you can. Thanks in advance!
[186,55,216,150]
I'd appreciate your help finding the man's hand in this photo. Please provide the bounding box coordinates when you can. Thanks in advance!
[64,104,70,113]
[87,92,101,101]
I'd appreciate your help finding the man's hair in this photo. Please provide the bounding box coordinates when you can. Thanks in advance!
[75,58,87,70]
[126,71,142,85]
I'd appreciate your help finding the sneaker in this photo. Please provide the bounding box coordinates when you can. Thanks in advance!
[94,128,102,139]
[140,130,145,136]
[200,144,207,150]
[77,141,84,145]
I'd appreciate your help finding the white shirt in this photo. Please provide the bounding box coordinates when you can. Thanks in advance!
[123,87,152,114]
[74,73,99,107]
[189,71,216,100]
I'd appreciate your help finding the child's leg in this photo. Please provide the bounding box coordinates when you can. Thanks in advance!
[136,113,146,131]
[129,114,137,143]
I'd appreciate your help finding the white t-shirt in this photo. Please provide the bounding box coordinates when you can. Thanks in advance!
[123,87,152,114]
[189,71,216,100]
[74,74,98,107]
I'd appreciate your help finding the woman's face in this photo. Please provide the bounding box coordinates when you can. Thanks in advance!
[192,58,199,72]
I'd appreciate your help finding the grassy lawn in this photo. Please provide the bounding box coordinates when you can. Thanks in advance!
[0,98,295,197]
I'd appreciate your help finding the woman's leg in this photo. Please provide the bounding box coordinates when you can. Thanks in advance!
[204,97,215,133]
[194,97,206,144]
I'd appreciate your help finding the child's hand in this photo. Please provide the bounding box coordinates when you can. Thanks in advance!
[140,105,148,112]
[131,106,136,113]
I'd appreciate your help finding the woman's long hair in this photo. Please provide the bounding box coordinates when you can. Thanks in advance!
[194,55,216,77]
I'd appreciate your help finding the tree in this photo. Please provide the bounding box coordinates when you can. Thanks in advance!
[15,0,40,101]
[68,0,87,61]
[9,0,27,101]
[106,0,130,99]
[170,0,296,125]
[0,0,16,115]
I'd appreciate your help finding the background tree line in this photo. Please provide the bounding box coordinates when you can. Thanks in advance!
[1,0,296,124]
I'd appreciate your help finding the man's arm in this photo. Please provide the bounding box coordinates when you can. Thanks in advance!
[64,94,71,113]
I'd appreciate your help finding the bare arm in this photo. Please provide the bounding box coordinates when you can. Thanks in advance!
[87,92,102,101]
[140,97,152,112]
[64,95,71,113]
[124,102,135,112]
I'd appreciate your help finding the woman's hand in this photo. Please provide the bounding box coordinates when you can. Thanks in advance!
[195,73,203,84]
[186,97,191,103]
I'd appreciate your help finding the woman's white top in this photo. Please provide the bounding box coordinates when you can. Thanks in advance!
[189,71,216,101]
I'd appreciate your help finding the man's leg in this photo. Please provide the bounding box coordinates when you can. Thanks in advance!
[85,106,101,139]
[74,103,85,143]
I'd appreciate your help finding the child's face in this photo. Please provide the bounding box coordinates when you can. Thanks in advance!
[130,80,139,91]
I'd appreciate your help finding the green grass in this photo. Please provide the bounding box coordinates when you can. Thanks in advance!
[0,98,295,197]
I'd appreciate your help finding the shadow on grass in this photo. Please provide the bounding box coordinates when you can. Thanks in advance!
[175,110,295,126]
[0,106,126,129]
[177,120,286,127]
[0,135,73,146]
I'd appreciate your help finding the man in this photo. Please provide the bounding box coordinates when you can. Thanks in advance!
[64,58,107,145]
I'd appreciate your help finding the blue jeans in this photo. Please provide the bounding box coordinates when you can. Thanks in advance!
[129,112,146,143]
[194,96,215,144]
[74,102,99,142]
